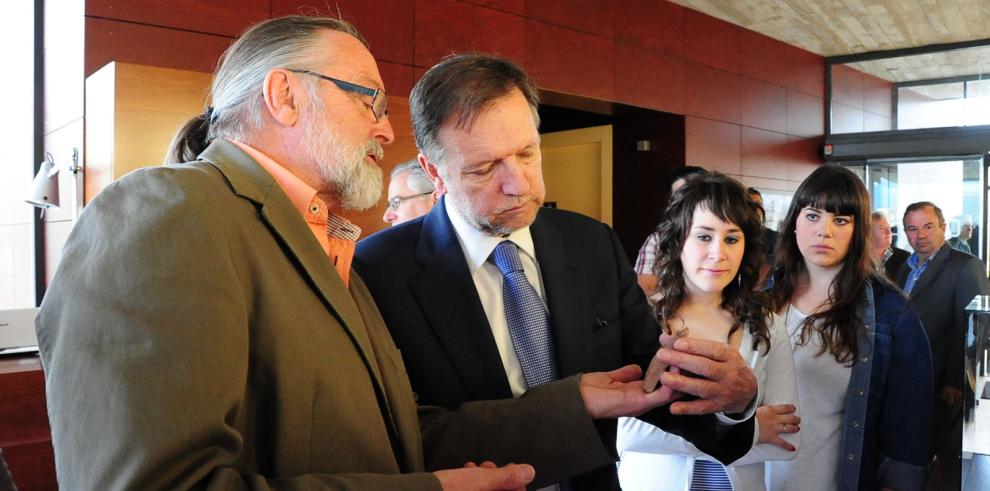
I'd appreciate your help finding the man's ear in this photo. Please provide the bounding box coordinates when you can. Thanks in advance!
[262,69,300,127]
[419,153,446,196]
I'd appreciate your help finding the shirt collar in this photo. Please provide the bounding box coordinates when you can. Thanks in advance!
[445,198,536,274]
[907,242,947,270]
[228,139,361,240]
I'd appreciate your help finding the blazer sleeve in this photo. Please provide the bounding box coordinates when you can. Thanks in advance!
[36,170,442,491]
[418,375,614,489]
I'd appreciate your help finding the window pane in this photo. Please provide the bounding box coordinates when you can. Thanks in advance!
[0,1,36,308]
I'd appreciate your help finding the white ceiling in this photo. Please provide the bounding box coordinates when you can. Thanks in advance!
[673,0,990,82]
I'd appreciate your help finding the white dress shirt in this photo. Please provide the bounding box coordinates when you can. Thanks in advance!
[446,203,547,397]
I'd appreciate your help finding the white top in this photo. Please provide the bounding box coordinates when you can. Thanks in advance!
[445,203,546,398]
[616,312,799,491]
[765,306,851,491]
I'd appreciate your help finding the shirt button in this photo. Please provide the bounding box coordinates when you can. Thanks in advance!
[861,356,869,363]
[853,422,860,428]
[848,453,855,461]
[858,389,865,396]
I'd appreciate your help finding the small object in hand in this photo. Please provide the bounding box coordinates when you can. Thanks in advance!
[642,327,690,393]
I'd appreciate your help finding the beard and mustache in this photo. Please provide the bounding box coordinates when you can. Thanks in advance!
[301,83,384,211]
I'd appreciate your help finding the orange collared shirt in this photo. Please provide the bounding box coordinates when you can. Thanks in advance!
[229,140,360,286]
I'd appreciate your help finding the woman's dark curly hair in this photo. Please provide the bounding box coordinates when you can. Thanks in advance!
[652,172,772,354]
[768,165,879,365]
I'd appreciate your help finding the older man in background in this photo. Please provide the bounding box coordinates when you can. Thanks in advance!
[383,160,436,226]
[870,211,909,280]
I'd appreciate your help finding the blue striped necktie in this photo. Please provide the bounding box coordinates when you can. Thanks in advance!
[690,459,732,490]
[489,240,558,388]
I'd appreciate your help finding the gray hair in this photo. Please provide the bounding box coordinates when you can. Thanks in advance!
[870,211,887,221]
[409,53,540,166]
[168,17,367,162]
[390,160,435,194]
[208,16,367,141]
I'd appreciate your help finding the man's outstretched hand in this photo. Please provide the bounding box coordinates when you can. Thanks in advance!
[579,364,683,418]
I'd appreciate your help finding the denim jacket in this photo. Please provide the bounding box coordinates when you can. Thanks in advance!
[839,279,933,491]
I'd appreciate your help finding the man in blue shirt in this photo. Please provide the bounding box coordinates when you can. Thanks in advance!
[897,201,990,489]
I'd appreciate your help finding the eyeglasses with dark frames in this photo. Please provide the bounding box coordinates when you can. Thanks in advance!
[288,69,388,123]
[387,192,433,211]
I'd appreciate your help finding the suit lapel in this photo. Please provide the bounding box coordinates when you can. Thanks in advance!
[531,212,594,377]
[409,199,514,399]
[910,244,950,299]
[199,141,385,388]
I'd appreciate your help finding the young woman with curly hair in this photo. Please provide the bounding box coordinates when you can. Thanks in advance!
[618,172,799,491]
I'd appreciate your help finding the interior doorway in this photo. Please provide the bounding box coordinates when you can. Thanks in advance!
[540,125,613,225]
[538,91,685,262]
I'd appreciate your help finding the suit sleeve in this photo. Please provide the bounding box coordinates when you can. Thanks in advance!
[418,375,614,489]
[949,257,990,389]
[35,170,441,491]
[606,224,757,465]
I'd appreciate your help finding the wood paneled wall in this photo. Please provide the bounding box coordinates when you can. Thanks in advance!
[83,0,833,238]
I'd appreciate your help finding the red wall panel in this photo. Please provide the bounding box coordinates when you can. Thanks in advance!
[686,116,741,174]
[786,90,825,138]
[414,0,525,68]
[685,62,740,124]
[785,136,822,182]
[378,60,416,98]
[271,0,415,65]
[614,0,684,56]
[614,44,685,114]
[741,126,789,179]
[464,0,525,15]
[740,77,787,133]
[739,30,793,85]
[786,46,825,97]
[525,19,615,101]
[683,9,741,74]
[87,0,268,37]
[524,0,614,38]
[85,17,232,76]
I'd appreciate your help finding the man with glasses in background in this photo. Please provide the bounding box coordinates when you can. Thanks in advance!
[383,160,437,226]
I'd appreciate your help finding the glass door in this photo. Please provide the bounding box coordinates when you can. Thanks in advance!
[846,157,985,262]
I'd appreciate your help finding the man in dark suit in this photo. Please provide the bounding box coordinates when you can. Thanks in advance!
[896,201,990,489]
[355,54,758,490]
[870,211,910,279]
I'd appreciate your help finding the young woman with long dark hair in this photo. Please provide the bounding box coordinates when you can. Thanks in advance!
[764,165,932,491]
